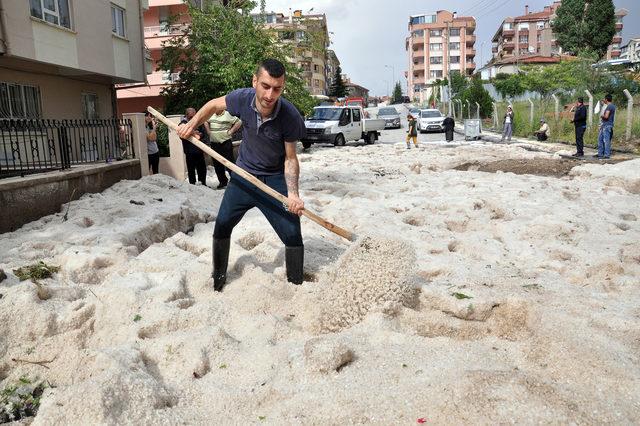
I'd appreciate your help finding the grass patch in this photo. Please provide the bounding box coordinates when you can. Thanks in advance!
[13,262,60,283]
[0,376,49,423]
[451,292,473,300]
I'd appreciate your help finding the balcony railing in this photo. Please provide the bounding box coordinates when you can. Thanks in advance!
[0,118,134,178]
[144,24,188,37]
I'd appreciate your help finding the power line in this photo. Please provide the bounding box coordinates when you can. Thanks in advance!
[475,0,512,19]
[461,0,501,16]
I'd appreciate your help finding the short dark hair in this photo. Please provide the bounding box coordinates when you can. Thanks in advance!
[577,97,584,103]
[256,59,286,79]
[605,94,613,102]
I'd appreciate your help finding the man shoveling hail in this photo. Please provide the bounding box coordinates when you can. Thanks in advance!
[177,59,306,291]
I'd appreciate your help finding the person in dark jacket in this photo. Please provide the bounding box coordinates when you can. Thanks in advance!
[180,107,210,186]
[570,97,587,157]
[443,115,455,142]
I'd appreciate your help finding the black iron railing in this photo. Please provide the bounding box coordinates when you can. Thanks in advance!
[0,118,134,178]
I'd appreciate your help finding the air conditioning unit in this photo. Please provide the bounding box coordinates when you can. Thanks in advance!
[170,73,180,82]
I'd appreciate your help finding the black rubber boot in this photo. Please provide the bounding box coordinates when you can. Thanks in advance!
[212,238,230,291]
[285,246,304,285]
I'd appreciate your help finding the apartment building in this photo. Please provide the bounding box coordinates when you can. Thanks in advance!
[325,49,340,93]
[117,0,240,114]
[0,0,149,119]
[406,10,477,97]
[491,3,627,68]
[256,10,331,97]
[620,38,640,64]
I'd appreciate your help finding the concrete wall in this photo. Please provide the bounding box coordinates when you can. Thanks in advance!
[0,159,141,233]
[0,68,114,119]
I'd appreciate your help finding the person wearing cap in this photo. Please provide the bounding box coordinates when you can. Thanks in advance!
[501,105,514,142]
[406,114,419,149]
[534,118,549,141]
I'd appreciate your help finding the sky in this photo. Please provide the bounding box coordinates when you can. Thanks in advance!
[257,0,639,96]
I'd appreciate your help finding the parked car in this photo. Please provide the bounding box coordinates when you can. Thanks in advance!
[377,107,401,129]
[302,106,386,149]
[418,109,445,133]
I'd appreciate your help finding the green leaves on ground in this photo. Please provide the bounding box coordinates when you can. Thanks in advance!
[451,292,473,300]
[0,376,48,423]
[133,314,142,322]
[13,262,60,283]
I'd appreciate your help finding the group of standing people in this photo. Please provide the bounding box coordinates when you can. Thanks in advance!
[499,94,616,159]
[143,107,241,188]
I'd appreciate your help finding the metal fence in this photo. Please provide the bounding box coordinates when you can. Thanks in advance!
[0,118,134,178]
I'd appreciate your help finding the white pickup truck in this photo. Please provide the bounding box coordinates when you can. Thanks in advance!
[302,106,386,149]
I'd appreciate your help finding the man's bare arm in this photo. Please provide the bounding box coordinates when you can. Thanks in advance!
[284,142,304,215]
[177,96,227,139]
[228,119,242,135]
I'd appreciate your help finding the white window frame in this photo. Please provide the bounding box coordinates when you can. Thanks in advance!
[518,23,529,30]
[0,82,43,119]
[429,43,442,51]
[30,0,72,29]
[111,4,126,38]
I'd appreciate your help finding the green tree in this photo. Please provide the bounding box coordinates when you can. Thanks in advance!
[329,66,347,98]
[159,2,315,115]
[460,75,494,118]
[391,82,403,104]
[449,71,468,97]
[493,72,526,100]
[552,0,616,58]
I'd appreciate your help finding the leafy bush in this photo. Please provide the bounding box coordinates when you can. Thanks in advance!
[0,376,48,423]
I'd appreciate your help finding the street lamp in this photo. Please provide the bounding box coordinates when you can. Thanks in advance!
[383,79,389,98]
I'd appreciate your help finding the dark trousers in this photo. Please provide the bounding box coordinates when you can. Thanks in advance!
[445,128,454,141]
[575,125,586,155]
[536,133,548,141]
[213,173,303,247]
[211,140,234,186]
[185,152,207,185]
[148,152,159,174]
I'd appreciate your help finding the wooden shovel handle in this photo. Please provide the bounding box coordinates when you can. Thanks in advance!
[147,107,357,242]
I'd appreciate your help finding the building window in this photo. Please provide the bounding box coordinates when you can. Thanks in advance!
[0,82,42,119]
[517,23,529,30]
[412,30,424,37]
[450,56,460,64]
[449,28,460,36]
[449,42,460,50]
[429,30,442,37]
[410,15,436,25]
[111,4,126,38]
[519,35,528,43]
[82,93,98,119]
[429,70,443,78]
[537,21,545,30]
[503,23,513,30]
[429,43,442,51]
[429,56,443,64]
[30,0,71,29]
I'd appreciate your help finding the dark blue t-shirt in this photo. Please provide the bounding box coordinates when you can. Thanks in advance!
[225,88,305,175]
[602,103,616,126]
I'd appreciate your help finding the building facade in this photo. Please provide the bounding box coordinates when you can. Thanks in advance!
[1,0,149,119]
[620,38,640,64]
[325,49,340,95]
[406,10,477,98]
[256,10,331,97]
[491,3,627,68]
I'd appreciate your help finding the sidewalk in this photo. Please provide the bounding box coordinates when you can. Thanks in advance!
[454,124,637,162]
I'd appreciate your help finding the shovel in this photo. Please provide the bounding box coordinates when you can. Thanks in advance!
[147,107,356,242]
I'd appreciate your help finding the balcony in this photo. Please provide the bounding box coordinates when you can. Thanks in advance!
[144,24,188,37]
[466,62,476,69]
[466,48,476,56]
[503,29,515,37]
[412,77,426,84]
[492,46,498,53]
[466,35,476,45]
[612,36,622,44]
[615,23,623,31]
[611,50,621,58]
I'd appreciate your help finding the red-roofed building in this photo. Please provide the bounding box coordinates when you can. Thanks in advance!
[488,2,627,74]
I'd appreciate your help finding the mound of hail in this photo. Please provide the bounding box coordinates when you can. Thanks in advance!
[313,236,418,333]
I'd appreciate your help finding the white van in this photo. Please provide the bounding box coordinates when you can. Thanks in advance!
[302,106,386,149]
